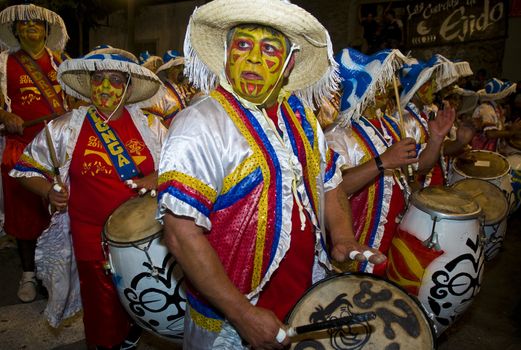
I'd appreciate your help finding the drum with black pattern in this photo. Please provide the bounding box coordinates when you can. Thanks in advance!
[103,195,186,340]
[286,273,435,349]
[387,186,485,336]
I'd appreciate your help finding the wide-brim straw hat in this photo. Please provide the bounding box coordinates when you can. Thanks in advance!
[335,48,410,125]
[399,54,461,108]
[139,51,164,73]
[184,0,339,107]
[156,50,185,75]
[478,78,517,102]
[442,85,479,115]
[89,44,138,63]
[57,51,163,107]
[0,4,68,52]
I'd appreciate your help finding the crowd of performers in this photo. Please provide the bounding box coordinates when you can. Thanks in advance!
[0,1,520,350]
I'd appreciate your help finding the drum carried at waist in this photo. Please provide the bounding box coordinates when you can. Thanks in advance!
[449,150,514,212]
[103,195,186,340]
[285,273,435,349]
[387,186,485,336]
[452,178,509,260]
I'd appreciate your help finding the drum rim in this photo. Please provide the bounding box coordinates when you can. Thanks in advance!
[411,189,482,220]
[102,229,163,247]
[453,150,511,180]
[284,271,437,348]
[451,178,509,225]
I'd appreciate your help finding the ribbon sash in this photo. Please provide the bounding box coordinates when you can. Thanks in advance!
[13,50,66,115]
[85,108,140,181]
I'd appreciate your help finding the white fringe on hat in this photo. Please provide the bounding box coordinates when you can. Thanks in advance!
[58,54,164,108]
[183,0,339,108]
[0,4,68,52]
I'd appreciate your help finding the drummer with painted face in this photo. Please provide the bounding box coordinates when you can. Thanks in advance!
[10,49,167,349]
[158,0,385,349]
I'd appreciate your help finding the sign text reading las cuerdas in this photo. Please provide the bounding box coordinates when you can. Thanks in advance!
[406,0,507,47]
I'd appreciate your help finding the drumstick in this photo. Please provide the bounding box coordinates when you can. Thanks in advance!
[43,121,64,190]
[392,75,415,183]
[286,312,377,337]
[0,112,59,134]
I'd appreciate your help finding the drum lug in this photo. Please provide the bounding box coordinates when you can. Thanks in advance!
[423,216,441,251]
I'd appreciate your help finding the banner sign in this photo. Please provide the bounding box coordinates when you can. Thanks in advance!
[405,0,507,47]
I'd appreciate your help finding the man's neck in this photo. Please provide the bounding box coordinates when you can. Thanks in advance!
[20,40,46,59]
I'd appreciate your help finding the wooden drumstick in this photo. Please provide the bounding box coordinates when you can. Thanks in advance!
[43,120,63,188]
[392,75,415,183]
[285,312,377,338]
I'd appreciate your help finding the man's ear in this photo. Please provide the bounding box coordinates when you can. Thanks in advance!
[283,53,296,79]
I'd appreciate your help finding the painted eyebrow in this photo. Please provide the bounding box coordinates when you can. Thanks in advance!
[234,30,283,46]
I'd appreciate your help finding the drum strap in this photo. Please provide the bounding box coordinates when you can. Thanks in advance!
[85,107,141,181]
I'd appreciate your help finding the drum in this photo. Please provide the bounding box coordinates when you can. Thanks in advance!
[103,195,186,340]
[452,179,509,260]
[506,153,521,213]
[285,273,435,350]
[449,150,514,212]
[386,186,485,336]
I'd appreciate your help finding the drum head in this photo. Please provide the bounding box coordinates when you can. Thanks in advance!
[452,179,508,225]
[411,186,481,219]
[105,196,162,243]
[454,150,510,179]
[286,273,435,350]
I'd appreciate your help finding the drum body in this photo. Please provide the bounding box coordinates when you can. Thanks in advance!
[452,179,509,260]
[387,187,485,336]
[286,273,435,350]
[449,150,514,212]
[506,153,521,213]
[103,196,186,340]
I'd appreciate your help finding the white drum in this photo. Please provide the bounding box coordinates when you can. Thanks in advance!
[452,179,509,260]
[286,273,435,349]
[103,195,186,340]
[387,186,485,336]
[506,153,521,213]
[449,150,514,212]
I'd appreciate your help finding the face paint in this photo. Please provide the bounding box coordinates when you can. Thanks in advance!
[90,71,127,114]
[16,19,46,45]
[418,79,437,105]
[225,26,288,104]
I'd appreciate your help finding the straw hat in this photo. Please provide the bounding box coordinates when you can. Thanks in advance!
[478,78,517,102]
[399,54,461,108]
[335,48,410,125]
[156,50,185,75]
[0,4,68,52]
[138,51,163,73]
[184,0,338,107]
[57,51,162,107]
[441,85,479,115]
[89,44,138,63]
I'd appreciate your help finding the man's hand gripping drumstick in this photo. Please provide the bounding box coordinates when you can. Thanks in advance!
[44,121,69,213]
[125,171,158,197]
